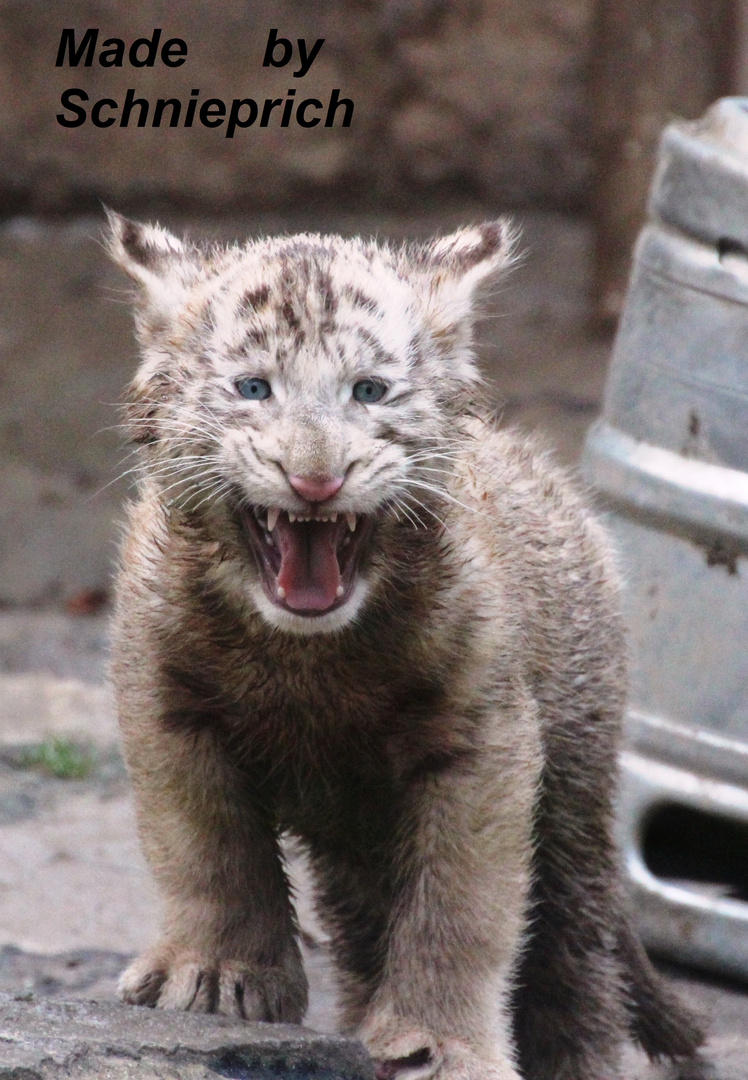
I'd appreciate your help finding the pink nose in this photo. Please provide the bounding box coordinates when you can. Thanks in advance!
[287,474,344,503]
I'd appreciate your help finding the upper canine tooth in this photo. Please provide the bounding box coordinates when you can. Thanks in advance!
[330,512,338,522]
[346,513,357,532]
[267,507,280,532]
[288,512,297,523]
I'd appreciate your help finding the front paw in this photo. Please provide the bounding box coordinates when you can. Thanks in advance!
[359,1018,520,1080]
[118,947,308,1022]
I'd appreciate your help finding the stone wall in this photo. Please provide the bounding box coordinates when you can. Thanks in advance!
[0,0,592,214]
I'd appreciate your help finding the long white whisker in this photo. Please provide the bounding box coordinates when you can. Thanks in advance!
[157,417,225,438]
[189,479,235,512]
[412,466,455,478]
[406,446,465,458]
[399,491,445,530]
[148,454,223,472]
[387,500,403,525]
[90,449,220,499]
[390,495,424,530]
[137,461,224,489]
[89,468,144,500]
[156,468,222,501]
[400,479,487,520]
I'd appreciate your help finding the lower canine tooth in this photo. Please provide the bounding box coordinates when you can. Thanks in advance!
[267,507,280,532]
[277,586,286,599]
[346,513,357,532]
[336,585,344,597]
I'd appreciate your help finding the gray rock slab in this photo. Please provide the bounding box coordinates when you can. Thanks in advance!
[0,988,746,1080]
[0,993,373,1080]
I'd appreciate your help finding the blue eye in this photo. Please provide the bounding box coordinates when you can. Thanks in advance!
[236,377,271,401]
[353,379,387,404]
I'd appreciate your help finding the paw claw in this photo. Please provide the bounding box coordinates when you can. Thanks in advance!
[118,950,308,1022]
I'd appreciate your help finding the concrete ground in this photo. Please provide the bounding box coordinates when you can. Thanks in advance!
[0,209,746,1077]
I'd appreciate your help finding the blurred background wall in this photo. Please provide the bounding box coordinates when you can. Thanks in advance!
[0,0,742,609]
[3,1,593,214]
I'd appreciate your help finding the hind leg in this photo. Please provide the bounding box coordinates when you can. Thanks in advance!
[512,866,627,1080]
[512,710,629,1080]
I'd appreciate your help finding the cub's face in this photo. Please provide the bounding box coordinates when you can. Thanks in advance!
[109,214,514,634]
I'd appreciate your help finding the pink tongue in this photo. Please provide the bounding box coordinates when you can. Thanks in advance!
[275,518,342,611]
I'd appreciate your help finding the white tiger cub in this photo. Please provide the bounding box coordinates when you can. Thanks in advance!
[107,213,704,1080]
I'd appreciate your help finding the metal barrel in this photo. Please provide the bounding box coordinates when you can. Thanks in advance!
[582,98,748,981]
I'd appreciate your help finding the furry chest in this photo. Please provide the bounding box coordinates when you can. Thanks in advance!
[231,668,480,838]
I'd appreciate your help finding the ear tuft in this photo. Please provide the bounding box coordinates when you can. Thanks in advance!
[105,209,188,285]
[425,220,518,281]
[404,219,519,365]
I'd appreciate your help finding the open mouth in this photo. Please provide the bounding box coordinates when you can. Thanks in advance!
[239,506,372,616]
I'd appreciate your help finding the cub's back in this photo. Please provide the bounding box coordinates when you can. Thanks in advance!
[447,420,627,731]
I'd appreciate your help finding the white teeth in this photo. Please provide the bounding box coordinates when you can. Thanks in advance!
[271,510,345,526]
[336,585,345,597]
[277,586,286,599]
[346,513,357,532]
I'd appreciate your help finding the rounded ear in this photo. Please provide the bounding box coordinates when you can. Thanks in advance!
[105,209,206,337]
[406,219,518,334]
[105,209,190,284]
[419,219,518,285]
[402,219,519,389]
[418,219,518,312]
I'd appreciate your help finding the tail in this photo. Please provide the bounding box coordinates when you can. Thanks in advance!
[618,914,706,1060]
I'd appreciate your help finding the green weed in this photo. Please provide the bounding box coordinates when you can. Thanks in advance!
[21,738,96,780]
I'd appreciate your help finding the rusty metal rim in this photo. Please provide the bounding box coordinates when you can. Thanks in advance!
[635,224,748,306]
[618,750,748,981]
[649,99,748,250]
[583,421,748,548]
[626,709,748,788]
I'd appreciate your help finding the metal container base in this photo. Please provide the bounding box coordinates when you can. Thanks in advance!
[619,711,748,981]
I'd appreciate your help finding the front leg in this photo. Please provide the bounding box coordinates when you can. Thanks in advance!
[354,705,541,1080]
[117,712,307,1022]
